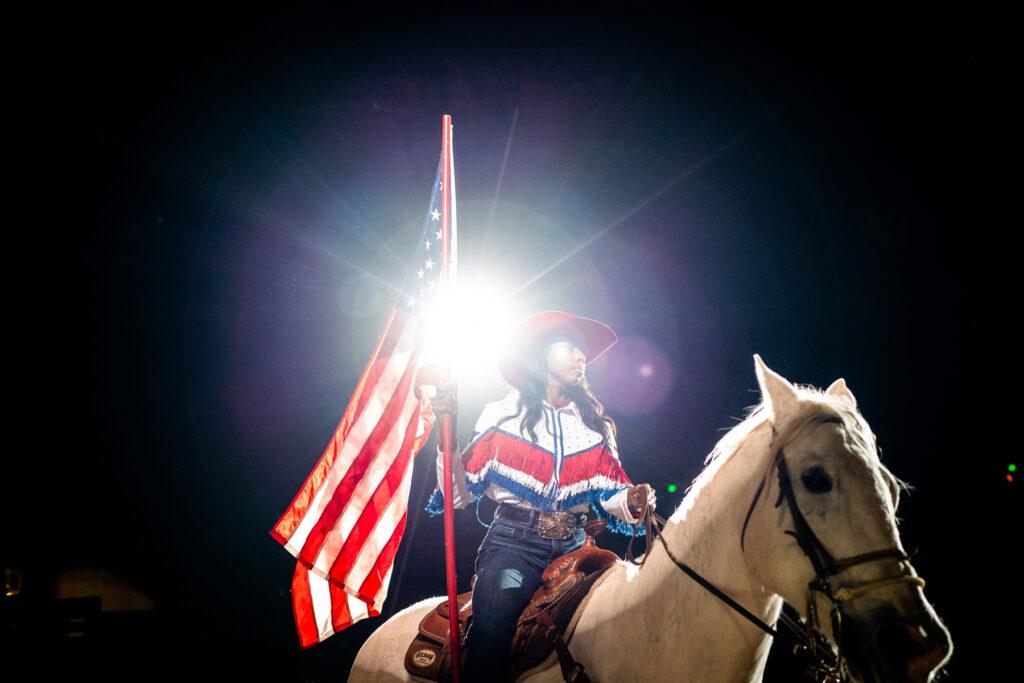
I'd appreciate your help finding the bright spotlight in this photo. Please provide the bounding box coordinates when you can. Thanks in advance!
[421,280,518,380]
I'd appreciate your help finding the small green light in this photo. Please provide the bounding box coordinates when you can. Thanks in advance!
[1010,464,1017,473]
[667,484,678,493]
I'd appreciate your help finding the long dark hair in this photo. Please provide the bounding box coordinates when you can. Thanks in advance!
[496,339,617,446]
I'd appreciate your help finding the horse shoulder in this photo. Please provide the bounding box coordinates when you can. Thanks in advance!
[572,561,633,636]
[548,562,648,680]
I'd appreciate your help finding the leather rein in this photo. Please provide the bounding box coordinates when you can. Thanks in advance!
[625,443,925,683]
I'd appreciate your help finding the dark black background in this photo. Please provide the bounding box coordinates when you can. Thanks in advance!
[9,3,1010,681]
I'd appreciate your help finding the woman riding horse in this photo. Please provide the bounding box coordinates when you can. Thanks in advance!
[427,310,655,682]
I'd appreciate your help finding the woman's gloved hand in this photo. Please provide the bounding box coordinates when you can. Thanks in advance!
[432,381,458,417]
[626,483,656,518]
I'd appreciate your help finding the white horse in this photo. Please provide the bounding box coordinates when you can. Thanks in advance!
[351,355,953,682]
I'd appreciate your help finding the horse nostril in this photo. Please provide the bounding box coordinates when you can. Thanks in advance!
[875,622,928,665]
[875,621,949,678]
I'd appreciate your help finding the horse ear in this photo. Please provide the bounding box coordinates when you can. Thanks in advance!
[753,354,800,427]
[825,377,857,409]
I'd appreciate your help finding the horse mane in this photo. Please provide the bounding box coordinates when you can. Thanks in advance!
[670,384,914,525]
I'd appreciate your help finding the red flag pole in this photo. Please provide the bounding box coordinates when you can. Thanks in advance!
[439,113,462,683]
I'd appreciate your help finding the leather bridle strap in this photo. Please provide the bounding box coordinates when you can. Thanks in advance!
[743,446,917,586]
[627,508,807,648]
[774,452,923,595]
[740,446,779,553]
[639,507,846,674]
[623,429,928,681]
[777,453,903,578]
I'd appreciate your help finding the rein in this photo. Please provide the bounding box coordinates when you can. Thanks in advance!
[624,444,925,683]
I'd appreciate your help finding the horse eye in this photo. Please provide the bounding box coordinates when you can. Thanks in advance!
[801,466,833,494]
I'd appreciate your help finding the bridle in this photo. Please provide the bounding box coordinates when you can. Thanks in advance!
[627,428,926,683]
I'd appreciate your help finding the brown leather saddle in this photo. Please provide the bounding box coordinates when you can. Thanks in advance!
[403,519,619,682]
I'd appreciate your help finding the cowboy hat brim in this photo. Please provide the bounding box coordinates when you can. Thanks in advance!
[497,310,617,389]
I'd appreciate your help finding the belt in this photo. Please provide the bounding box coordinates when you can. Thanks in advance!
[495,504,588,540]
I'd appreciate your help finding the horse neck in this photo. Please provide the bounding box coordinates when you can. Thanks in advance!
[625,425,784,681]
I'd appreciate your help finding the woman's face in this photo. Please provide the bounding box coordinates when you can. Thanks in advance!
[545,340,586,386]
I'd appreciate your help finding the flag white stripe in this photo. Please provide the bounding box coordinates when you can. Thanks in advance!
[341,447,416,589]
[280,121,457,648]
[309,572,375,645]
[371,564,394,612]
[308,568,335,642]
[346,590,371,623]
[285,315,418,555]
[312,354,422,580]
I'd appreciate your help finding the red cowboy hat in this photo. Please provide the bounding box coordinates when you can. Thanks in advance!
[497,311,618,389]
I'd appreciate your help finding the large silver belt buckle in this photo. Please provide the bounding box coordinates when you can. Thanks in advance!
[536,511,575,540]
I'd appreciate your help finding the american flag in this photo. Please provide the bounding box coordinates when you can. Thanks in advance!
[270,126,457,648]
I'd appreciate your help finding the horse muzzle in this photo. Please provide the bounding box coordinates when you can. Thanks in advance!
[839,604,953,683]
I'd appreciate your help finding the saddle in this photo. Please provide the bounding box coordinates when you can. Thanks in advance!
[403,519,619,682]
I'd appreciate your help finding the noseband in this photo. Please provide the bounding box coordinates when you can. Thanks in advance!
[630,437,926,683]
[740,445,926,680]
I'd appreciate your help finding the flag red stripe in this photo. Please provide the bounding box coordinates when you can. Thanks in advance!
[329,579,353,635]
[328,394,423,587]
[271,308,404,543]
[344,310,408,444]
[297,322,423,567]
[291,563,321,649]
[275,120,456,647]
[357,509,408,603]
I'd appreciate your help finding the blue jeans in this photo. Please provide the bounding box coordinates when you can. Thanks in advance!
[462,515,586,682]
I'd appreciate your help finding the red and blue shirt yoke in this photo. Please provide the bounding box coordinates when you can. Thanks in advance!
[427,392,641,534]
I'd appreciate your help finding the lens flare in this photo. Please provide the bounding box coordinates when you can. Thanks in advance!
[421,279,521,381]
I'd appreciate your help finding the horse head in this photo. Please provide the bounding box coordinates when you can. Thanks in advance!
[736,355,952,683]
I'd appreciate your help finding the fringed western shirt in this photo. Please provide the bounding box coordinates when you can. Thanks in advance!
[426,392,640,534]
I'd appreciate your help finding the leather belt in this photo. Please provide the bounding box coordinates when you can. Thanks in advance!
[495,504,588,540]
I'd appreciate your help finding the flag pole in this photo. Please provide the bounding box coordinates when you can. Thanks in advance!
[439,113,462,683]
